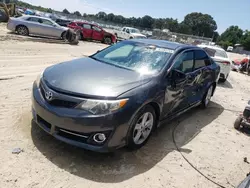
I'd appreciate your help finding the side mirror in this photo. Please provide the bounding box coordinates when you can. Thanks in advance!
[170,69,186,87]
[126,30,130,34]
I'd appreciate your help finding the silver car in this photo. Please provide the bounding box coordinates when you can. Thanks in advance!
[7,15,69,39]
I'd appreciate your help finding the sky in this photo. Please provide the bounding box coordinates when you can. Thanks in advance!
[25,0,250,33]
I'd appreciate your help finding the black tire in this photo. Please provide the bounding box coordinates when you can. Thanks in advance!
[16,25,29,36]
[129,36,133,39]
[61,31,67,40]
[201,84,214,108]
[234,116,243,130]
[219,74,228,83]
[104,37,112,45]
[127,105,156,150]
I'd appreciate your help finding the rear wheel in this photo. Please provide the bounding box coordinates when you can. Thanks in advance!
[220,74,228,83]
[16,25,29,36]
[201,85,214,108]
[127,105,156,150]
[234,116,243,130]
[104,37,112,44]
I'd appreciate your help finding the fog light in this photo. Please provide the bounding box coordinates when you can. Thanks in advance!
[93,133,106,143]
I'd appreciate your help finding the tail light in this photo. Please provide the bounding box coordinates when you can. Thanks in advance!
[221,61,230,65]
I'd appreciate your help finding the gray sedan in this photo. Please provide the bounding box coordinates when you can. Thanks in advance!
[7,15,69,39]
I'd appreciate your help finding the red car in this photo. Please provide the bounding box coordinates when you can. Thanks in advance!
[67,21,116,44]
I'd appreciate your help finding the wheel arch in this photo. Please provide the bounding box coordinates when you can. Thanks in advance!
[15,24,28,31]
[128,101,161,127]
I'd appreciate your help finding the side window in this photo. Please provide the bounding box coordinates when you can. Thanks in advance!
[92,26,102,32]
[76,23,83,27]
[27,17,39,22]
[194,50,210,69]
[104,44,134,58]
[83,24,91,29]
[41,19,53,26]
[122,28,126,32]
[173,51,194,74]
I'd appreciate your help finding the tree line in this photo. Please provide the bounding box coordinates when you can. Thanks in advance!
[8,0,250,51]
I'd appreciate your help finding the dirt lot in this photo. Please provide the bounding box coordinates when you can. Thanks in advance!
[1,23,250,188]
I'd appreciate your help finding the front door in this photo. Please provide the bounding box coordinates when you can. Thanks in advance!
[82,24,93,39]
[163,50,195,117]
[39,18,61,37]
[92,25,103,41]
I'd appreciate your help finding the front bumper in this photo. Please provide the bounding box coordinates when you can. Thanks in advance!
[32,82,131,152]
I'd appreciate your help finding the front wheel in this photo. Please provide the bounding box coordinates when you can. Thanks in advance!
[201,85,214,108]
[127,105,156,150]
[104,37,112,45]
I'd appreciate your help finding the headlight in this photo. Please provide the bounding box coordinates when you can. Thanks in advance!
[36,71,43,86]
[76,98,128,115]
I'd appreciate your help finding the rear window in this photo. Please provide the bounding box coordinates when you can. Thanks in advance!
[202,47,228,58]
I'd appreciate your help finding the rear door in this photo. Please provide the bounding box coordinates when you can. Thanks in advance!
[39,18,61,37]
[82,24,93,39]
[191,49,214,104]
[91,25,103,41]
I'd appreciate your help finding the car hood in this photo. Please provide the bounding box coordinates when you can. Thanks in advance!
[43,57,153,98]
[131,33,146,37]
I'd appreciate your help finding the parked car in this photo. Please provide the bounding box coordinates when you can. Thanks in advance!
[55,18,71,27]
[32,39,220,152]
[198,44,231,82]
[7,15,69,39]
[67,21,116,44]
[115,27,147,40]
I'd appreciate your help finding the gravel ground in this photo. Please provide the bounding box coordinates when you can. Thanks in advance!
[1,23,250,188]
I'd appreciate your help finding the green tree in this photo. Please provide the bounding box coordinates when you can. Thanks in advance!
[163,18,179,32]
[153,18,164,29]
[74,11,81,17]
[62,8,70,14]
[107,13,115,22]
[96,11,107,20]
[183,12,217,37]
[140,15,154,29]
[219,26,243,46]
[177,23,192,34]
[241,30,250,51]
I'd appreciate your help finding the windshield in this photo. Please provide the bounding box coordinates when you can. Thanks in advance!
[130,29,140,33]
[91,41,174,74]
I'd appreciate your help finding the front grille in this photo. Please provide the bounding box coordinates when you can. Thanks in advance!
[49,99,77,108]
[40,83,78,108]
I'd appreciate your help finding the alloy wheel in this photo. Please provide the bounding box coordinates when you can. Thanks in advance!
[133,112,154,145]
[17,26,28,36]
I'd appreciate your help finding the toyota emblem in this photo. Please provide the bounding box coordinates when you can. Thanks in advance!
[45,91,53,101]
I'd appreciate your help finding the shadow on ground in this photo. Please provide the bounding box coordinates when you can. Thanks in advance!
[30,101,224,183]
[218,80,233,89]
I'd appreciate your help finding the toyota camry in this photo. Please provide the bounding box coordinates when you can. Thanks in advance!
[32,39,220,152]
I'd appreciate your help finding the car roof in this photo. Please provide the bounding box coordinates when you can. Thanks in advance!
[22,15,52,21]
[198,44,225,51]
[130,39,193,50]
